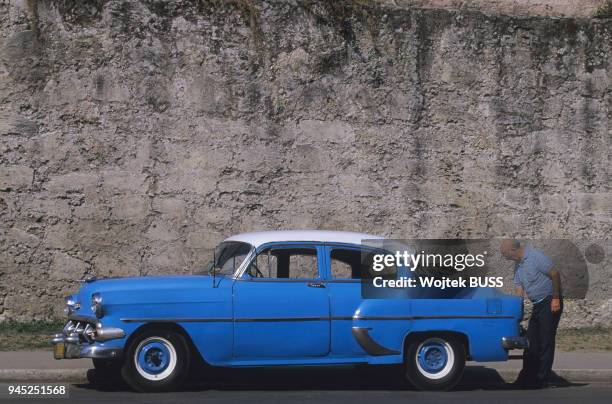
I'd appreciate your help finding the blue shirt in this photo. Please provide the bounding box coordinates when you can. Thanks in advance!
[513,247,554,303]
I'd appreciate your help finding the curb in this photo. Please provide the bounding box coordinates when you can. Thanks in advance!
[0,369,88,383]
[0,368,611,384]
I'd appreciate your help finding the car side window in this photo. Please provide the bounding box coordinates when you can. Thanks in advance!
[330,248,362,279]
[247,247,319,279]
[330,248,397,279]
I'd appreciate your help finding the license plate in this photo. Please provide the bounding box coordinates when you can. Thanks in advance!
[53,342,65,360]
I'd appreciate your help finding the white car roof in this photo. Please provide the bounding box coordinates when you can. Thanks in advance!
[225,230,385,248]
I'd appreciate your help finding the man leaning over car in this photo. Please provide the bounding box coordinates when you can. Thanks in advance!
[500,239,563,389]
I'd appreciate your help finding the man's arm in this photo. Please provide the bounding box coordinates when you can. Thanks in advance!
[550,268,561,313]
[550,268,561,298]
[513,267,523,297]
[535,252,561,313]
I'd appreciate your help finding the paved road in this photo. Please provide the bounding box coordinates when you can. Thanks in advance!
[9,384,609,404]
[4,366,610,403]
[5,350,612,370]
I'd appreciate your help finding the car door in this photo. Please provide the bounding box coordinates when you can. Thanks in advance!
[232,243,330,358]
[323,244,368,356]
[325,243,413,357]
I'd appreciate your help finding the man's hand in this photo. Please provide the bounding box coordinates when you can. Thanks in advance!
[515,286,524,298]
[551,298,561,313]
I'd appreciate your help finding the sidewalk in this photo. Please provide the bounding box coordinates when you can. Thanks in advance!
[0,351,90,370]
[0,350,91,383]
[478,351,612,370]
[474,351,612,383]
[0,350,611,383]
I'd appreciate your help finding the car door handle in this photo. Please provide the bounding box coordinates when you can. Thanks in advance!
[307,282,326,288]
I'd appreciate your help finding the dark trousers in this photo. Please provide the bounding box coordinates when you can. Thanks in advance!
[518,296,563,387]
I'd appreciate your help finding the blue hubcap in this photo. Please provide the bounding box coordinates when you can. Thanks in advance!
[137,341,171,375]
[417,341,448,373]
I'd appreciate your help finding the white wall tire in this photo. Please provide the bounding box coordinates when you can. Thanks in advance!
[134,337,178,381]
[414,338,455,380]
[121,328,190,392]
[405,335,466,391]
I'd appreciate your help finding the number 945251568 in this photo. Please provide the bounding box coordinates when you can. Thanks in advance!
[4,384,68,398]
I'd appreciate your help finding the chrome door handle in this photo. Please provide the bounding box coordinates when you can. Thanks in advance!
[307,282,326,288]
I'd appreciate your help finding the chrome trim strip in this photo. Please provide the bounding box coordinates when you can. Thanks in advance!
[352,327,400,356]
[121,317,329,323]
[121,318,233,323]
[235,317,326,322]
[353,315,515,321]
[120,315,514,323]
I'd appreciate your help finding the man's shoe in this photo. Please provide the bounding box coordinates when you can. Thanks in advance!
[509,379,541,390]
[511,380,546,390]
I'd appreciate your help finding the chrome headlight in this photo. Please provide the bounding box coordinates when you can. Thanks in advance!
[64,295,79,316]
[91,293,103,318]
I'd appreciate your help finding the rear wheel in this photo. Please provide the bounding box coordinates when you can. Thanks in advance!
[121,328,190,392]
[404,335,465,391]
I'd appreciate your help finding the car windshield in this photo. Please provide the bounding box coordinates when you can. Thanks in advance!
[201,241,253,276]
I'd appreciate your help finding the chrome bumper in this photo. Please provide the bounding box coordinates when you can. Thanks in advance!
[502,336,529,350]
[52,319,125,360]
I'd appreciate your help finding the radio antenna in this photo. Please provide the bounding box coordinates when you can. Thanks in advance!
[212,247,216,288]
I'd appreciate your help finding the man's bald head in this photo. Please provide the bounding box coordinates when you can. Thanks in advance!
[500,239,523,261]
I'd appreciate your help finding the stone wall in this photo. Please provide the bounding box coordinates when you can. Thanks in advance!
[0,0,610,326]
[386,0,610,18]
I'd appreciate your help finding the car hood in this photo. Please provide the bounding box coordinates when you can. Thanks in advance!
[69,275,227,318]
[79,274,220,293]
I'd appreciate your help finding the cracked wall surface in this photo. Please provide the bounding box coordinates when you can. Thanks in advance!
[0,0,611,326]
[380,1,611,18]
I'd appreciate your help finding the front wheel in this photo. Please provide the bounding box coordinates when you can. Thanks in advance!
[121,328,190,392]
[404,336,465,391]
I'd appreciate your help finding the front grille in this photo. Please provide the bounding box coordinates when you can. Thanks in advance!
[63,320,96,343]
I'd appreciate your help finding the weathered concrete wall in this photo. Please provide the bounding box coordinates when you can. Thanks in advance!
[0,0,610,326]
[386,0,610,18]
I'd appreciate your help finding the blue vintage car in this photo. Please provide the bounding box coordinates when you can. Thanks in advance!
[52,230,526,392]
